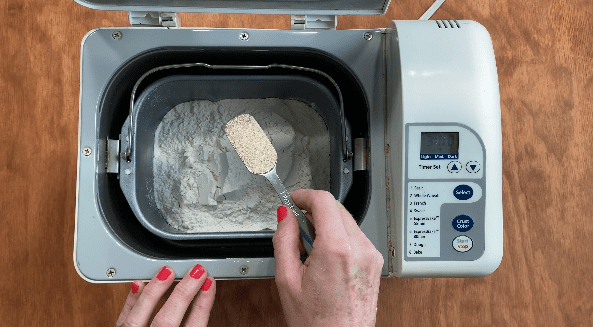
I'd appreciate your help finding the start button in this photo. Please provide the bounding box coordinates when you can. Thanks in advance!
[452,235,473,252]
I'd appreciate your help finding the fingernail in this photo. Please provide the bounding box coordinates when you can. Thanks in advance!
[190,264,205,279]
[156,266,171,281]
[202,278,212,291]
[131,283,139,294]
[277,206,287,222]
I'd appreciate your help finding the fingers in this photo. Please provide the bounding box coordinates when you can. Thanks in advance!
[123,266,175,327]
[116,281,145,327]
[273,206,305,291]
[290,189,349,244]
[151,264,210,327]
[334,200,369,243]
[182,277,217,327]
[333,199,382,265]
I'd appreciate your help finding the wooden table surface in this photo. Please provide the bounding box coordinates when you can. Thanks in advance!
[1,0,592,326]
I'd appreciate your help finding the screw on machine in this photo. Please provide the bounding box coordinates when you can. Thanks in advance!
[239,265,249,275]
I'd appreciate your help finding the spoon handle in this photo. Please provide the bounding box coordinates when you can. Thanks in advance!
[263,168,314,254]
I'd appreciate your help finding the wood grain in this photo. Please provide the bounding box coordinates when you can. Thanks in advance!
[1,0,592,326]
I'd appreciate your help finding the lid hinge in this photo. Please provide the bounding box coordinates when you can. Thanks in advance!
[128,12,181,27]
[291,15,337,30]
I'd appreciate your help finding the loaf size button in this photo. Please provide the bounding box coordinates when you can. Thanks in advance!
[453,185,473,200]
[452,215,473,232]
[453,236,473,252]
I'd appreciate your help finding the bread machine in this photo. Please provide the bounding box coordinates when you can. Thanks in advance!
[74,0,503,281]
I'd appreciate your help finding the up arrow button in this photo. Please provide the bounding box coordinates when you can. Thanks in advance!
[447,161,463,173]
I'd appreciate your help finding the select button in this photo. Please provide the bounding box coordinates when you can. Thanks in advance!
[453,185,473,200]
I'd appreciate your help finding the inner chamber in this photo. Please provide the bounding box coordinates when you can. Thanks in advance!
[153,98,331,233]
[97,47,371,259]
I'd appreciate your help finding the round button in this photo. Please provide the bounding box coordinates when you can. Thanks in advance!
[466,161,481,173]
[453,185,473,200]
[452,215,473,232]
[452,236,473,252]
[447,161,463,173]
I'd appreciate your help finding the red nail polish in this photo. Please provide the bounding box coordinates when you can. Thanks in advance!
[156,266,171,281]
[202,278,212,291]
[190,264,205,279]
[131,283,139,294]
[277,206,287,222]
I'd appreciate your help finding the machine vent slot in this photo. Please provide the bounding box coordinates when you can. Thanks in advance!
[436,20,460,28]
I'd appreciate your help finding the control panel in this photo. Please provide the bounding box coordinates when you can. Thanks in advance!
[405,123,485,261]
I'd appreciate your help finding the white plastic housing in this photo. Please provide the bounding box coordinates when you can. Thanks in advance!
[386,20,503,277]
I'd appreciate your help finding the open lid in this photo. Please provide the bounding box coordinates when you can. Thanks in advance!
[74,0,391,15]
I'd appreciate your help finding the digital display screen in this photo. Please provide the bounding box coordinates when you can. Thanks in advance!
[420,132,459,160]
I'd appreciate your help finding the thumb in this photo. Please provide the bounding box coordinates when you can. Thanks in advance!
[272,206,304,286]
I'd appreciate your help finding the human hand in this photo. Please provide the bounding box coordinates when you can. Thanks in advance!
[116,265,216,327]
[272,189,384,327]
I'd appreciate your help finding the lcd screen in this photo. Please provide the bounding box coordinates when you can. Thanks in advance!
[420,132,459,160]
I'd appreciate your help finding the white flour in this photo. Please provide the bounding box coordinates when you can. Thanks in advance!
[153,98,330,233]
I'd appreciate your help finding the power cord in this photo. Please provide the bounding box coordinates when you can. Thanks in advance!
[419,0,446,20]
